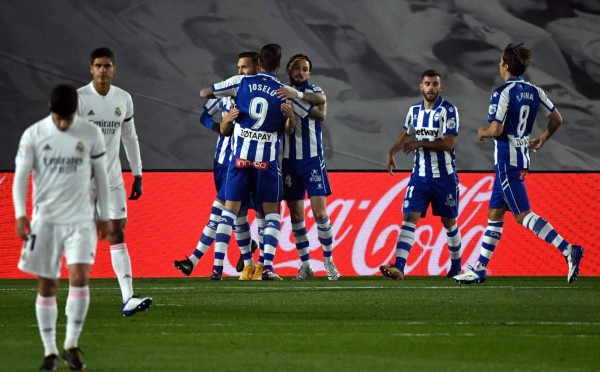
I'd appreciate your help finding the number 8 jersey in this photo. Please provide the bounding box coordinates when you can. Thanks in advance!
[487,77,555,169]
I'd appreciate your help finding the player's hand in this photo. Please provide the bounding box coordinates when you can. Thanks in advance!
[222,105,239,123]
[97,220,112,240]
[477,127,486,141]
[386,153,396,176]
[129,176,143,200]
[16,216,30,240]
[281,100,294,119]
[275,86,298,100]
[529,137,545,152]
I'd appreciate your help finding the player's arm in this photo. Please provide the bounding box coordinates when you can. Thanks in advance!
[276,86,326,106]
[200,99,222,133]
[121,114,143,200]
[386,131,411,176]
[91,133,111,239]
[530,109,562,152]
[13,131,34,240]
[220,105,239,136]
[308,102,327,121]
[200,85,216,99]
[478,120,503,140]
[402,134,456,153]
[202,75,243,100]
[282,101,296,134]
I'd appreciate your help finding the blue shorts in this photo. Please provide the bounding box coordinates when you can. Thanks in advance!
[215,160,255,211]
[214,160,228,199]
[282,156,332,201]
[224,157,282,206]
[489,164,530,214]
[402,173,459,218]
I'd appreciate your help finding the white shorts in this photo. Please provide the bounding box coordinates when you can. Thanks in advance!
[17,219,97,279]
[94,184,127,220]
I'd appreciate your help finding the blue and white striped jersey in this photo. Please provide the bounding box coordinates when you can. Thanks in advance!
[200,97,233,165]
[212,72,289,163]
[488,77,555,169]
[283,82,322,160]
[404,96,459,178]
[488,77,554,169]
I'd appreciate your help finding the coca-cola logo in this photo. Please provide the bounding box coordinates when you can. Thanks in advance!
[222,174,496,276]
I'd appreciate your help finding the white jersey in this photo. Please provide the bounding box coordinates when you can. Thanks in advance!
[13,115,107,223]
[77,82,142,187]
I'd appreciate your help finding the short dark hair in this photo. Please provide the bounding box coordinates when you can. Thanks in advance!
[502,42,532,77]
[259,43,282,72]
[421,69,441,81]
[286,54,313,72]
[90,47,115,65]
[238,51,259,64]
[50,84,78,117]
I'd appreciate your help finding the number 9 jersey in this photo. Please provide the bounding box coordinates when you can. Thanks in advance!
[487,77,555,169]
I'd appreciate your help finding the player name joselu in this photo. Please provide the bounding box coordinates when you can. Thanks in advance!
[91,120,120,134]
[248,83,277,96]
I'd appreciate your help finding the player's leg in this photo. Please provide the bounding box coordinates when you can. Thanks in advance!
[252,212,266,280]
[310,196,339,280]
[61,220,97,370]
[283,159,313,279]
[261,202,283,280]
[17,219,61,369]
[104,185,152,313]
[431,174,462,277]
[380,176,426,280]
[235,208,257,280]
[287,199,314,280]
[454,173,507,284]
[174,198,224,276]
[37,277,60,371]
[518,211,583,283]
[258,163,284,281]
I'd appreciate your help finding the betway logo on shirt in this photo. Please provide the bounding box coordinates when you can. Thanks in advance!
[415,128,439,137]
[236,127,276,142]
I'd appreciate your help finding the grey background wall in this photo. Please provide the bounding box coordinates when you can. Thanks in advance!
[1,0,599,171]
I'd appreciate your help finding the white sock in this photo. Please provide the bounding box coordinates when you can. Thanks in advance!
[36,294,58,356]
[64,286,90,350]
[110,243,134,302]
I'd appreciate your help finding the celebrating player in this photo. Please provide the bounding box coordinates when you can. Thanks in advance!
[453,43,584,284]
[380,70,463,280]
[278,53,340,280]
[199,43,297,280]
[173,52,260,280]
[78,47,152,315]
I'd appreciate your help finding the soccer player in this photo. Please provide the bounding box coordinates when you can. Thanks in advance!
[380,70,463,280]
[453,43,584,284]
[14,84,111,371]
[278,53,340,280]
[199,43,296,280]
[173,52,260,280]
[78,47,152,315]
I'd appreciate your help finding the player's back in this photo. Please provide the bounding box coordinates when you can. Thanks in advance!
[234,72,286,133]
[489,77,554,169]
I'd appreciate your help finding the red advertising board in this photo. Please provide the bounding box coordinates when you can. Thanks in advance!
[0,172,598,278]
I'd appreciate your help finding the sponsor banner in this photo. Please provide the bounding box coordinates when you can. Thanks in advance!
[0,172,598,278]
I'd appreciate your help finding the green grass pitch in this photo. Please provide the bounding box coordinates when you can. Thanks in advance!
[1,277,599,371]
